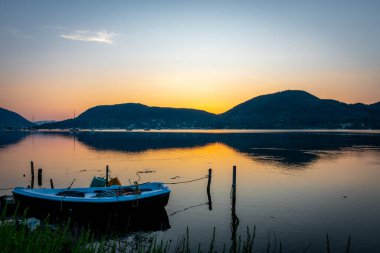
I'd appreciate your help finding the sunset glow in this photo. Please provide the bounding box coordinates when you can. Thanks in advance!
[1,1,380,121]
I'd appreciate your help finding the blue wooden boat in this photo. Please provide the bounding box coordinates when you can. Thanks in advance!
[12,182,170,216]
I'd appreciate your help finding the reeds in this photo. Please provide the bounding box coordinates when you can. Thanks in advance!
[0,206,353,253]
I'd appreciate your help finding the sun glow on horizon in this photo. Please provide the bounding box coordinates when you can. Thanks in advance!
[1,1,380,121]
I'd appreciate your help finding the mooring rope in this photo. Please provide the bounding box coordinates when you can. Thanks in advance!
[169,202,208,216]
[0,175,208,190]
[163,175,208,185]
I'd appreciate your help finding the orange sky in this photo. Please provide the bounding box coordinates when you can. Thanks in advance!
[1,1,379,121]
[2,67,379,121]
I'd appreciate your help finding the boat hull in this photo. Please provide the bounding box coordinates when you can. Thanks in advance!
[14,191,170,216]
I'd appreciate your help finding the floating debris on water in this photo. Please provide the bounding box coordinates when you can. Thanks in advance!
[137,170,156,174]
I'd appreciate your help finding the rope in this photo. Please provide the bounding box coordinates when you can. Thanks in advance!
[60,178,76,212]
[163,175,208,185]
[169,202,208,216]
[0,175,207,190]
[132,182,139,208]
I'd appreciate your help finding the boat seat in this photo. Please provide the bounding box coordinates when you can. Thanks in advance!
[56,191,85,197]
[93,188,133,194]
[93,188,154,197]
[94,187,154,193]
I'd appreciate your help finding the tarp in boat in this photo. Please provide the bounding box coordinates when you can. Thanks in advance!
[90,177,106,187]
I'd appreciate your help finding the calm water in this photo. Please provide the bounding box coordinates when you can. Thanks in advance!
[1,130,380,252]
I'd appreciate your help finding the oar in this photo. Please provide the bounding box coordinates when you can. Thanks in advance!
[67,178,76,191]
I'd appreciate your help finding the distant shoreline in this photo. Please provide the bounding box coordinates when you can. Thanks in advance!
[2,128,380,134]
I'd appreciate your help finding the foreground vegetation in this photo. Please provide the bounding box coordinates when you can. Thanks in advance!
[0,221,353,253]
[0,221,251,253]
[0,206,352,253]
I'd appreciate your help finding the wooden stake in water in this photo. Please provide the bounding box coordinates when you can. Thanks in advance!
[207,168,212,210]
[232,165,236,211]
[106,165,109,187]
[326,234,330,253]
[50,178,54,189]
[37,168,43,186]
[231,165,238,253]
[30,161,35,189]
[346,234,351,253]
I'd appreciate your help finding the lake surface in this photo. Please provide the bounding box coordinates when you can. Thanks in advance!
[1,130,380,252]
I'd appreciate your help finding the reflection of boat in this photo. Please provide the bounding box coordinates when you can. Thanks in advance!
[71,206,171,235]
[13,182,170,216]
[101,207,171,233]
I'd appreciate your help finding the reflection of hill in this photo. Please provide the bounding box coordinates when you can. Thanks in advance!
[77,132,218,152]
[243,148,318,167]
[219,132,380,167]
[1,131,379,167]
[0,131,29,148]
[76,132,380,167]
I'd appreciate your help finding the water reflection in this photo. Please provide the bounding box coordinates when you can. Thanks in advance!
[75,207,170,235]
[74,132,380,167]
[2,131,380,167]
[14,204,170,236]
[217,132,380,167]
[0,131,29,148]
[1,131,380,252]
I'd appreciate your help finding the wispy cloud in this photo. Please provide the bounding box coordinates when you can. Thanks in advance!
[60,30,117,45]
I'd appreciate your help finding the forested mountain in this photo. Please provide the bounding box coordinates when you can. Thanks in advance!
[0,107,34,129]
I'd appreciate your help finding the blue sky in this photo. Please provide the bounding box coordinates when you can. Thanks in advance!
[1,0,380,120]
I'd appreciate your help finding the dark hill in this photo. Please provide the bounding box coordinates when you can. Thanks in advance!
[370,102,380,110]
[37,90,380,130]
[39,103,216,129]
[218,90,380,129]
[0,107,34,129]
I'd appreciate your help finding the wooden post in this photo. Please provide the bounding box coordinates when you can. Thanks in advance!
[30,161,35,189]
[50,178,54,189]
[231,165,238,253]
[37,168,42,186]
[232,165,236,211]
[326,234,330,253]
[106,165,109,187]
[207,168,212,210]
[346,234,351,253]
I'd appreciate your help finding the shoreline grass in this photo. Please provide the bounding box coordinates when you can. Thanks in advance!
[0,206,352,253]
[0,221,353,253]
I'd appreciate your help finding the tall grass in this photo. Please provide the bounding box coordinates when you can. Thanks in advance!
[0,205,352,253]
[0,220,270,253]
